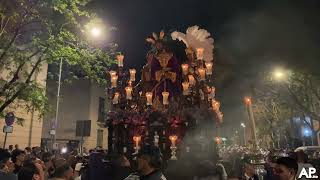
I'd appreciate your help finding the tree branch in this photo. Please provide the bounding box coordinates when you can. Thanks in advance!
[0,28,19,62]
[287,86,319,120]
[0,49,41,96]
[0,56,43,113]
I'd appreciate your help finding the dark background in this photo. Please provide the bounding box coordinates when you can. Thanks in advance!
[87,0,320,137]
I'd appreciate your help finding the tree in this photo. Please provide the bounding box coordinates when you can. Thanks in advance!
[252,69,320,147]
[0,0,115,120]
[253,77,292,148]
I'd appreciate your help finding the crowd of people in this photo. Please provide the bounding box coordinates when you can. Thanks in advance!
[0,143,319,180]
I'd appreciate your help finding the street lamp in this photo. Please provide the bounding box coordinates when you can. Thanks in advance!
[244,96,258,149]
[272,68,289,82]
[90,27,101,37]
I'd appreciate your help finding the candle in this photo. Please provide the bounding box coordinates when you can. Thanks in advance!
[196,48,204,60]
[181,64,189,75]
[133,136,141,148]
[154,131,159,147]
[129,69,136,82]
[146,92,153,105]
[111,75,118,88]
[188,75,196,86]
[182,82,190,95]
[212,99,220,111]
[162,91,169,105]
[109,70,117,77]
[198,68,206,80]
[125,86,133,100]
[169,135,178,146]
[205,62,213,75]
[116,54,124,67]
[113,92,120,104]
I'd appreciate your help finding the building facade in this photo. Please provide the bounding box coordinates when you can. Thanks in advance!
[42,80,108,150]
[0,62,48,148]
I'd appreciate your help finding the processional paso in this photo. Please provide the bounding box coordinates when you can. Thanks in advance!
[106,26,223,160]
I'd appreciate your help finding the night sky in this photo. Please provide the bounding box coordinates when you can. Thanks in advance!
[88,0,320,137]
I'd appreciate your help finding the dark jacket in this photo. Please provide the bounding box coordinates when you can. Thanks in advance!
[125,170,167,180]
[0,171,17,180]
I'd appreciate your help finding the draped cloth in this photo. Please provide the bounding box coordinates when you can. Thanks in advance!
[150,52,181,100]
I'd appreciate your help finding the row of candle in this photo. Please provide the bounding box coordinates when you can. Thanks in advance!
[181,62,213,77]
[109,69,136,88]
[113,90,170,105]
[133,135,178,147]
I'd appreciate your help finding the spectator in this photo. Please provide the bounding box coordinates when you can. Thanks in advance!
[125,145,167,180]
[193,160,227,180]
[42,152,54,179]
[11,145,19,157]
[50,164,74,180]
[25,147,32,155]
[12,150,26,174]
[8,145,14,154]
[274,157,298,180]
[111,154,132,180]
[18,161,44,180]
[0,149,17,180]
[74,158,83,180]
[242,162,259,180]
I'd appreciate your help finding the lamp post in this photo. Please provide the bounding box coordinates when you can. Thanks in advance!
[52,58,63,150]
[244,96,257,149]
[241,122,246,146]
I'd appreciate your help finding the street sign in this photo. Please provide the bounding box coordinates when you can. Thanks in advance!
[49,130,56,135]
[3,125,13,133]
[5,112,15,126]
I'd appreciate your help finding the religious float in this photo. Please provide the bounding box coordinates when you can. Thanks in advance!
[105,26,223,160]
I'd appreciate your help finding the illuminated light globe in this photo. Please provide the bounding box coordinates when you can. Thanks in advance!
[274,71,284,78]
[91,27,101,37]
[303,128,311,136]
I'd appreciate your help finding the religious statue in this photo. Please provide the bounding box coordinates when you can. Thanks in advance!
[145,31,181,108]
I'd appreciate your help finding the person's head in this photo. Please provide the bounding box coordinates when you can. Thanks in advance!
[136,145,162,173]
[53,158,67,169]
[53,164,74,180]
[9,145,13,151]
[15,144,19,149]
[296,151,308,163]
[42,152,53,168]
[112,154,130,167]
[12,150,26,163]
[0,149,14,173]
[25,147,32,154]
[275,157,298,180]
[17,162,43,180]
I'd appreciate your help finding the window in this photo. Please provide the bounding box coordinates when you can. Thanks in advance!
[98,97,105,122]
[97,129,104,147]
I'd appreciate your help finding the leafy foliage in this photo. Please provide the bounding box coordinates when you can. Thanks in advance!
[0,0,116,122]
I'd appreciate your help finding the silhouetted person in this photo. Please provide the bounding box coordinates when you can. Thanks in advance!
[12,150,26,174]
[50,164,74,180]
[0,149,17,180]
[125,145,167,180]
[274,157,298,180]
[18,162,44,180]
